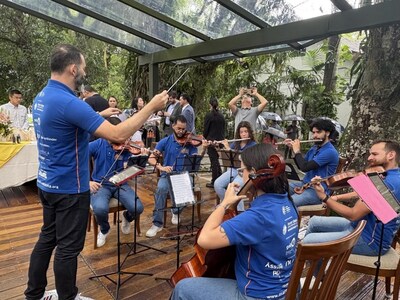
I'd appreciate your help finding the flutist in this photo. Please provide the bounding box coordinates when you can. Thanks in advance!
[283,119,339,207]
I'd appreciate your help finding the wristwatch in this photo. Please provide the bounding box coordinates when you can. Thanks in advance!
[321,195,330,203]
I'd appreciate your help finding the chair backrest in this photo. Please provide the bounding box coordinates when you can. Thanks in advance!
[285,220,366,300]
[336,156,352,173]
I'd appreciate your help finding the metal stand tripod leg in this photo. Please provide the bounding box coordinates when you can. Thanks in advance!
[89,186,152,299]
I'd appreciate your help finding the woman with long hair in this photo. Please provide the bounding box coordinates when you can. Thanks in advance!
[213,121,256,210]
[171,144,298,300]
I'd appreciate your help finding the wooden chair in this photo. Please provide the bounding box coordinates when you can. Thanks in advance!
[87,198,141,249]
[297,156,351,222]
[285,220,366,300]
[345,228,400,299]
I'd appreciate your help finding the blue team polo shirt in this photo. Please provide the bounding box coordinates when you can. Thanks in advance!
[155,134,197,174]
[89,139,132,186]
[351,168,400,253]
[33,80,105,194]
[303,142,339,185]
[222,193,298,299]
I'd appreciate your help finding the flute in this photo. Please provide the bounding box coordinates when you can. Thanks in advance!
[275,139,322,145]
[209,138,250,145]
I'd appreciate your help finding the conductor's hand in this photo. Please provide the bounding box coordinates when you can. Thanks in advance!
[310,176,326,200]
[148,90,169,112]
[90,181,101,194]
[100,107,122,117]
[221,182,247,208]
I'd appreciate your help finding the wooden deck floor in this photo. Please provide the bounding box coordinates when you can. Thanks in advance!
[0,175,395,300]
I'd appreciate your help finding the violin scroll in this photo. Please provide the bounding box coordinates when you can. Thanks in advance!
[249,154,285,189]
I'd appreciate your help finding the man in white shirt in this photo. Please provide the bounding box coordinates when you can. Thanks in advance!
[0,89,29,130]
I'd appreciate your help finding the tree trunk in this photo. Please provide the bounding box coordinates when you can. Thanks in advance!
[323,35,340,93]
[340,24,400,168]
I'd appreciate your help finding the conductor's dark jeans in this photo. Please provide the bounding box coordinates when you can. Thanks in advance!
[25,189,90,300]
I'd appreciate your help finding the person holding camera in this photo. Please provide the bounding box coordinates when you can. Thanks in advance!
[228,87,268,132]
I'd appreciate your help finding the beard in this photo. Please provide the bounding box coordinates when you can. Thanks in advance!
[74,73,86,91]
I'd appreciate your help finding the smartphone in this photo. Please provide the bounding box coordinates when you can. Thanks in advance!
[237,179,254,196]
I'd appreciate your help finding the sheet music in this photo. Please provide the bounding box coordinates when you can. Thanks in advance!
[348,174,399,224]
[168,172,195,207]
[109,165,144,185]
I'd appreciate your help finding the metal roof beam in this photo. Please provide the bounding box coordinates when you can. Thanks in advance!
[51,0,172,49]
[331,0,353,11]
[139,0,400,65]
[215,0,303,50]
[0,0,145,54]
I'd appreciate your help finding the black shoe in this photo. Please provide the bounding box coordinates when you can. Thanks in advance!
[206,182,214,188]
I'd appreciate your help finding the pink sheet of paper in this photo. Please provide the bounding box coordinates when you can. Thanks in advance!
[348,174,398,224]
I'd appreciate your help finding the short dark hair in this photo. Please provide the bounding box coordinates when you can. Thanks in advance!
[373,140,400,165]
[241,143,288,194]
[9,89,22,97]
[168,90,178,98]
[83,85,96,93]
[107,116,121,126]
[180,93,191,104]
[310,119,335,134]
[173,114,187,125]
[50,44,83,74]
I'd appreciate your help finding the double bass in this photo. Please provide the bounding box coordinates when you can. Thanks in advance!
[169,154,286,287]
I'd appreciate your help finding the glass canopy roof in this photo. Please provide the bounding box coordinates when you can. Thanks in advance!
[0,0,398,66]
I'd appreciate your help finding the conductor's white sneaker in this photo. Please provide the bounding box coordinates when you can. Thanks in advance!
[39,290,58,300]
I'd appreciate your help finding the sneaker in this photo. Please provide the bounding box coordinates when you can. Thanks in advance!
[121,211,131,235]
[97,230,109,247]
[206,182,214,188]
[40,290,58,300]
[75,293,94,300]
[145,224,162,237]
[171,212,179,225]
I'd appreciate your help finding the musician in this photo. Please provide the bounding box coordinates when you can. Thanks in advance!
[89,117,144,248]
[171,144,299,300]
[228,87,268,132]
[146,115,208,238]
[304,140,400,256]
[203,97,226,188]
[26,44,167,300]
[179,92,195,133]
[285,119,339,207]
[214,121,256,210]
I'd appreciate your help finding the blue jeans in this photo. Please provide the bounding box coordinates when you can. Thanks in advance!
[25,189,90,300]
[90,184,143,234]
[171,277,268,300]
[289,181,322,207]
[302,216,378,255]
[214,168,245,211]
[153,175,186,227]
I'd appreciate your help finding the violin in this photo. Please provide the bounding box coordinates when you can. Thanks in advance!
[176,132,204,147]
[112,140,147,155]
[294,165,386,194]
[169,154,286,287]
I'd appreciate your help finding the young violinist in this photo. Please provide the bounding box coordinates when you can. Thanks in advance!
[284,118,339,207]
[145,115,209,238]
[89,117,145,247]
[303,140,400,256]
[171,143,299,300]
[214,121,256,210]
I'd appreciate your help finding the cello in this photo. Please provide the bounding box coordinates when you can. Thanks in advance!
[169,154,286,287]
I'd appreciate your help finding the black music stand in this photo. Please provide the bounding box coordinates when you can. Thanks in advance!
[285,163,301,181]
[121,156,166,264]
[217,149,241,204]
[89,166,152,300]
[348,173,400,300]
[167,171,197,269]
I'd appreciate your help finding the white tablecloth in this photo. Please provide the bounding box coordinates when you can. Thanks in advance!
[0,142,38,189]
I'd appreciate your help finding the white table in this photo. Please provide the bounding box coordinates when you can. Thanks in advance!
[0,142,38,189]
